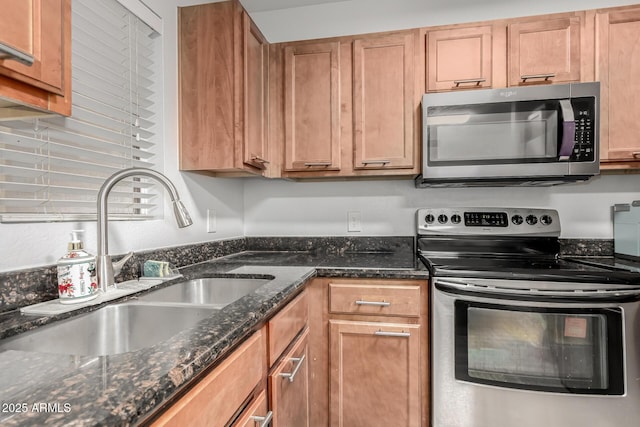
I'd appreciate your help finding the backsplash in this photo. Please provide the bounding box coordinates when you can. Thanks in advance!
[0,238,246,314]
[0,236,612,314]
[559,238,614,257]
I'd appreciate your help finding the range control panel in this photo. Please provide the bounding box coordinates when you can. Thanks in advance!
[417,207,561,236]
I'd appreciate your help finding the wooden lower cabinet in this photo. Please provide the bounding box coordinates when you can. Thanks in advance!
[329,320,420,427]
[150,329,267,427]
[231,389,271,427]
[269,327,310,427]
[308,277,429,427]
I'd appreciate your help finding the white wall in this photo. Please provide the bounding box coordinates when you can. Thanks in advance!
[243,0,640,42]
[244,174,640,239]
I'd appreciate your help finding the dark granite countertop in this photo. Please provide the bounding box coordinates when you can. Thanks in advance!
[0,250,427,426]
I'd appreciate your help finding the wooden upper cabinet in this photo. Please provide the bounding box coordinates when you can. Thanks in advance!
[179,1,271,176]
[508,15,583,86]
[0,0,34,62]
[243,12,270,171]
[596,7,640,165]
[353,33,416,170]
[283,41,341,172]
[426,25,500,91]
[0,0,71,116]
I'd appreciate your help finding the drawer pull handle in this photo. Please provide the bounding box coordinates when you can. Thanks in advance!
[0,42,34,66]
[453,78,486,87]
[251,156,270,164]
[374,330,411,338]
[304,162,332,167]
[252,411,274,427]
[632,152,640,159]
[520,73,555,82]
[355,300,391,307]
[279,354,306,383]
[361,160,390,166]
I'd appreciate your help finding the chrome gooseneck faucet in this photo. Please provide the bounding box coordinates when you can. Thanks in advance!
[96,168,193,292]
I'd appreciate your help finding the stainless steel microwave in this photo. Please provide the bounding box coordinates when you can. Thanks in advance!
[416,82,600,187]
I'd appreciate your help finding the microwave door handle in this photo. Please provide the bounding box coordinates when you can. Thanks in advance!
[558,99,576,161]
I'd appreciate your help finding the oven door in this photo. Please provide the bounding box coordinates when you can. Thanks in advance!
[455,300,623,395]
[432,277,640,427]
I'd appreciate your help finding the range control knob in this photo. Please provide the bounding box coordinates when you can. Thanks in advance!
[425,214,435,224]
[540,215,553,226]
[526,215,538,225]
[511,215,524,225]
[451,214,462,224]
[438,214,448,224]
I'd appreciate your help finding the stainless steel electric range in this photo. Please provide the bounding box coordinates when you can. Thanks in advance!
[416,207,640,427]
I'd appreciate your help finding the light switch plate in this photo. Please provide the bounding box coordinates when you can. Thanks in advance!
[348,211,362,232]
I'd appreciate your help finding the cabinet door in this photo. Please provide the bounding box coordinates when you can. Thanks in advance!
[179,2,268,175]
[283,42,341,172]
[329,320,420,427]
[243,11,270,171]
[0,0,34,61]
[0,0,70,115]
[152,329,266,427]
[426,25,496,91]
[353,33,415,170]
[269,328,310,427]
[597,7,640,163]
[508,16,582,86]
[0,0,64,94]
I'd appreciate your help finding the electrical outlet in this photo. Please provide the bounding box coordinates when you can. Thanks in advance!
[207,209,216,233]
[347,211,362,232]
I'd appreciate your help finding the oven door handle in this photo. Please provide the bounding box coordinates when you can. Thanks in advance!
[434,278,640,303]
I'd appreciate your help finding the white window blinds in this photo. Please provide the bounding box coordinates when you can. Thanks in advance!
[0,0,161,223]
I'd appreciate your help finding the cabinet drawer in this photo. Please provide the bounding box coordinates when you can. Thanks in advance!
[152,329,266,427]
[268,290,308,366]
[269,327,310,427]
[329,282,421,317]
[231,389,271,427]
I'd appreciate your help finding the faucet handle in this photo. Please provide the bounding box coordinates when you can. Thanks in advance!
[112,251,134,279]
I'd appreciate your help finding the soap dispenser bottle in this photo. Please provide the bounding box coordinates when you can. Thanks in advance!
[57,230,99,304]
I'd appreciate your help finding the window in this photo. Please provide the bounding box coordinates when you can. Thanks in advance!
[0,0,161,223]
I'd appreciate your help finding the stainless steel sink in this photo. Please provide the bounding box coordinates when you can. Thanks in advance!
[0,303,215,356]
[136,277,270,308]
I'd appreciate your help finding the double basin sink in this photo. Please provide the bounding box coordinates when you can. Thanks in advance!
[0,276,271,357]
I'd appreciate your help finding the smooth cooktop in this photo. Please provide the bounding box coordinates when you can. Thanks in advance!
[419,255,640,285]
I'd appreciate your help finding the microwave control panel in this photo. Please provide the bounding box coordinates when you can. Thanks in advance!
[569,98,595,162]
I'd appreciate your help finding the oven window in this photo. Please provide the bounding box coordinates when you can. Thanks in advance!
[426,100,559,165]
[454,301,624,395]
